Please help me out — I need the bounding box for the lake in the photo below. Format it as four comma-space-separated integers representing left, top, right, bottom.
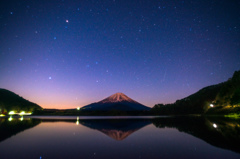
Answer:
0, 116, 239, 159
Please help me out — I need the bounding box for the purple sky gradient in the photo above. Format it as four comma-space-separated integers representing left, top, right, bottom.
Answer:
1, 0, 240, 109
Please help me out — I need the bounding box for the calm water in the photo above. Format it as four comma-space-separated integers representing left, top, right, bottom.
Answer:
0, 116, 239, 159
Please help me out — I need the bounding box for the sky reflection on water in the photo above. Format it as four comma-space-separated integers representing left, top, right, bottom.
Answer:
0, 116, 239, 159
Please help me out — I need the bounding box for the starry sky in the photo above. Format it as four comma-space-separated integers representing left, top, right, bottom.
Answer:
0, 0, 240, 109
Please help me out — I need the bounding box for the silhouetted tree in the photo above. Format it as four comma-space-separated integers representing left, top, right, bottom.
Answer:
230, 88, 240, 106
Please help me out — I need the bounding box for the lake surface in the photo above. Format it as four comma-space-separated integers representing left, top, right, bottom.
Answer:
0, 116, 240, 159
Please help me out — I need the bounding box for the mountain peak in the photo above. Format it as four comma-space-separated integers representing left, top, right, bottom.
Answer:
81, 92, 150, 111
99, 92, 138, 103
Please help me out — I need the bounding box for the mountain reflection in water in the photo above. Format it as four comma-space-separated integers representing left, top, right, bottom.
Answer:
79, 119, 151, 140
152, 116, 240, 154
0, 117, 40, 142
0, 116, 239, 158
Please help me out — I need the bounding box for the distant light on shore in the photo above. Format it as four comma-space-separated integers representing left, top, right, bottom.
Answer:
9, 111, 15, 115
213, 123, 217, 128
8, 111, 32, 116
20, 111, 26, 115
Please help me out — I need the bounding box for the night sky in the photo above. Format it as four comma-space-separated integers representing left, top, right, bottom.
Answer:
0, 0, 240, 109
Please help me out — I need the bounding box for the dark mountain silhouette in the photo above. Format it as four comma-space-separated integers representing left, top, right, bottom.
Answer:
151, 70, 240, 115
0, 88, 42, 114
81, 92, 150, 111
79, 119, 151, 140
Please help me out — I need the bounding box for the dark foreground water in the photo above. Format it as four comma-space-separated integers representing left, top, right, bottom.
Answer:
0, 116, 239, 159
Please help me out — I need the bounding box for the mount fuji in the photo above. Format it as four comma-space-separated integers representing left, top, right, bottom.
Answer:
81, 93, 150, 111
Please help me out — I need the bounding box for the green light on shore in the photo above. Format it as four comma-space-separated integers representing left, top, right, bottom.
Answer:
9, 111, 15, 115
20, 112, 32, 115
77, 107, 80, 110
8, 111, 32, 116
20, 111, 26, 115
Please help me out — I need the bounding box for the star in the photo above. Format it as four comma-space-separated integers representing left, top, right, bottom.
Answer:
1, 0, 239, 110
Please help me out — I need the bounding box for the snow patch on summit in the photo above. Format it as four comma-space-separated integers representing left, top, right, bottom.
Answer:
99, 92, 138, 103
